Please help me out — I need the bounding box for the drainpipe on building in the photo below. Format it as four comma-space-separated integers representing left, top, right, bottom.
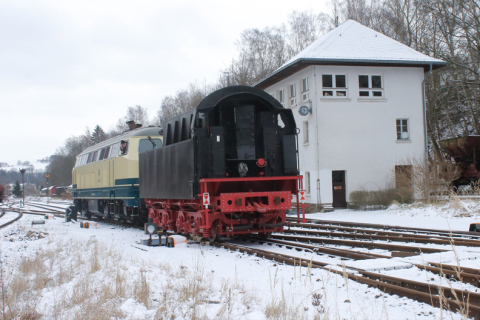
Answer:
422, 64, 433, 200
314, 66, 322, 210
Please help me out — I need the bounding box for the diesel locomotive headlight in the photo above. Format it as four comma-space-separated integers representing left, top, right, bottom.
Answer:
238, 162, 248, 177
145, 222, 158, 235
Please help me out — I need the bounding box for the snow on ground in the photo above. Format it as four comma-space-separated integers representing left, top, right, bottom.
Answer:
1, 198, 480, 319
304, 200, 480, 231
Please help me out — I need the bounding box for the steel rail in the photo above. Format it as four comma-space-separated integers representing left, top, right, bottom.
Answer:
27, 201, 70, 210
289, 222, 480, 242
288, 217, 480, 239
0, 211, 23, 229
253, 238, 391, 260
415, 264, 480, 287
25, 203, 66, 214
212, 241, 480, 318
284, 228, 480, 247
428, 262, 480, 275
241, 237, 479, 288
272, 234, 448, 253
258, 236, 480, 288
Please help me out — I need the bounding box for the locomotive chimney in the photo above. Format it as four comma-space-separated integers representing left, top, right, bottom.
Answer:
126, 120, 136, 131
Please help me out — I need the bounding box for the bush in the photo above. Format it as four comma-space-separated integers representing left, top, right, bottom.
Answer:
348, 188, 413, 211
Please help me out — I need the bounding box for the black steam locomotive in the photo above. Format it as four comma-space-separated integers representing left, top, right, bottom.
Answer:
140, 86, 304, 240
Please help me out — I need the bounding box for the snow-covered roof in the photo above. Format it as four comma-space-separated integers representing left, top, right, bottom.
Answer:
255, 20, 446, 89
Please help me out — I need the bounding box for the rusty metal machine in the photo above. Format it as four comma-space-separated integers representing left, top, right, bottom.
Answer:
439, 136, 480, 187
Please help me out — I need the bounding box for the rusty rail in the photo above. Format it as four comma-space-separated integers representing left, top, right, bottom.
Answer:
0, 210, 23, 229
273, 234, 448, 254
287, 217, 480, 239
289, 222, 480, 243
284, 228, 480, 247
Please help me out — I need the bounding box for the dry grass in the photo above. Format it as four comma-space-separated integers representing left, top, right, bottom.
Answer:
4, 225, 471, 320
134, 269, 151, 308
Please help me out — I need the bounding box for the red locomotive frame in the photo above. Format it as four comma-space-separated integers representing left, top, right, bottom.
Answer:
145, 176, 307, 240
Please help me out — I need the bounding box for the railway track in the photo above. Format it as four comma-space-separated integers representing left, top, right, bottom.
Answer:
25, 202, 67, 214
284, 227, 480, 247
287, 217, 480, 239
205, 216, 480, 318
213, 240, 480, 318
0, 207, 23, 230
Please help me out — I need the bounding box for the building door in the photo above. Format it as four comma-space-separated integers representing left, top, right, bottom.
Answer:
332, 171, 346, 208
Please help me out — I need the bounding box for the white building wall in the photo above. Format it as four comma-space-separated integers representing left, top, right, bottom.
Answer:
265, 65, 426, 207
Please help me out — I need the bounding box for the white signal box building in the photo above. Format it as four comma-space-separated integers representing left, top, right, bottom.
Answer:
254, 20, 446, 209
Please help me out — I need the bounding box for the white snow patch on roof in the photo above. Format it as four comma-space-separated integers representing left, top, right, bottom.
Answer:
282, 20, 444, 66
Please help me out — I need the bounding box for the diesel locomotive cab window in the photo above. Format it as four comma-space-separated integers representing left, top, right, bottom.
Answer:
119, 141, 129, 155
109, 143, 119, 158
139, 139, 163, 153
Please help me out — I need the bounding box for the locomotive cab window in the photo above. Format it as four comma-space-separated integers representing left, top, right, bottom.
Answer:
92, 150, 99, 162
109, 143, 119, 158
87, 152, 94, 163
139, 139, 163, 153
120, 140, 128, 155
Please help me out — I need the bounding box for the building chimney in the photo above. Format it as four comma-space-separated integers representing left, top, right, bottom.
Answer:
126, 120, 136, 131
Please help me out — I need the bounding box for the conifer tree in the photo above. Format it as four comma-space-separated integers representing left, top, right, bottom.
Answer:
12, 181, 22, 197
91, 125, 106, 144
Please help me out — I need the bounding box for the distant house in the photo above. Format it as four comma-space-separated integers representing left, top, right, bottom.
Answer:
254, 20, 446, 209
41, 186, 63, 197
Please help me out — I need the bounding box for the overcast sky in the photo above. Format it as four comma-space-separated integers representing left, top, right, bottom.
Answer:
0, 0, 330, 167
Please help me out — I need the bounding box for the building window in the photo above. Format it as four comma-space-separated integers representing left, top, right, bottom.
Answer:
303, 121, 309, 144
278, 89, 285, 104
396, 119, 409, 140
302, 77, 310, 101
290, 83, 296, 97
359, 75, 383, 97
322, 74, 347, 97
290, 83, 297, 106
305, 172, 311, 194
302, 77, 309, 92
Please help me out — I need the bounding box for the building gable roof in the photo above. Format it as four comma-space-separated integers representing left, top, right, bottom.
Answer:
254, 20, 446, 89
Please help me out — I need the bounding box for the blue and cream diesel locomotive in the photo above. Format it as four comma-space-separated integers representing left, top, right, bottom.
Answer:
72, 123, 162, 222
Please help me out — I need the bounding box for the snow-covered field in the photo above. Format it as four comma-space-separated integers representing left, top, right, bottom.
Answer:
1, 198, 480, 320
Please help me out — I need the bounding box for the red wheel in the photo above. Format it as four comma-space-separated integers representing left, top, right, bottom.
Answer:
207, 220, 220, 242
258, 232, 272, 240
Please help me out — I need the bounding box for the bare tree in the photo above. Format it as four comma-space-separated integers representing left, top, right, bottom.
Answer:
111, 105, 151, 135
158, 82, 215, 123
288, 11, 331, 54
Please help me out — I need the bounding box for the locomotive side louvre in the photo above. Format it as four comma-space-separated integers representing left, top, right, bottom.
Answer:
140, 86, 303, 240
